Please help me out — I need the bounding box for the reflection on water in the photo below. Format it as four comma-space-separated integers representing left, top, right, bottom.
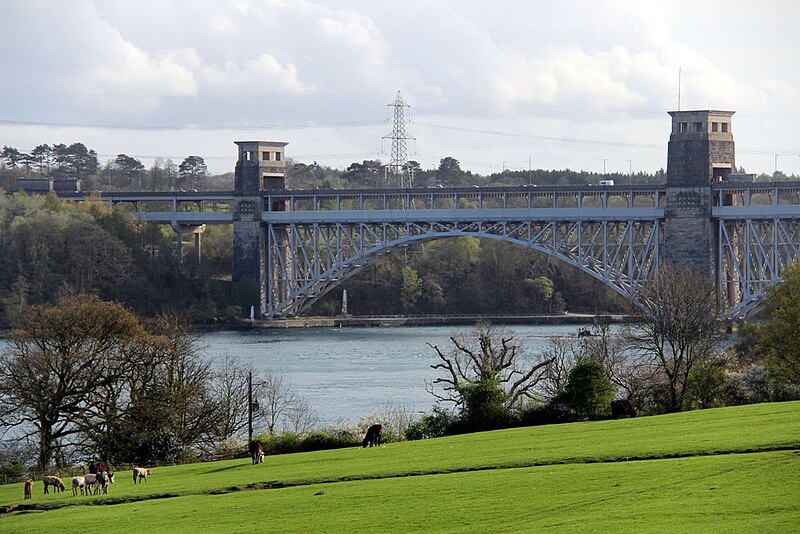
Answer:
197, 324, 586, 426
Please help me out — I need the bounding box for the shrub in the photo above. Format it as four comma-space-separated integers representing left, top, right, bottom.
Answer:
687, 358, 728, 409
405, 407, 460, 440
456, 375, 512, 431
561, 359, 616, 420
517, 400, 573, 426
257, 431, 360, 456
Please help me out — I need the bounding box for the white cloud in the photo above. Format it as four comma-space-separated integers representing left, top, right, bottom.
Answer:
0, 0, 797, 175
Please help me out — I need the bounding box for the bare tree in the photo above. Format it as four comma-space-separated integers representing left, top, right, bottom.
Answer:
426, 322, 554, 410
0, 295, 144, 468
255, 370, 298, 435
540, 337, 580, 399
284, 396, 318, 434
624, 266, 723, 412
208, 355, 253, 441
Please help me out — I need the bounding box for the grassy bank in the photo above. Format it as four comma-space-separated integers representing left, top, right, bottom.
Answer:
1, 401, 798, 532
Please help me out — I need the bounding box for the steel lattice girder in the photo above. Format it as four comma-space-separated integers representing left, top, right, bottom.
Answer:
719, 217, 800, 318
264, 218, 661, 317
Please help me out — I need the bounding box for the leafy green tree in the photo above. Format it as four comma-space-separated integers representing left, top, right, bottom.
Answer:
560, 358, 616, 420
526, 276, 554, 303
437, 156, 465, 186
419, 278, 446, 312
178, 155, 208, 189
456, 374, 510, 431
30, 144, 53, 175
756, 263, 800, 385
1, 146, 26, 168
53, 143, 98, 180
114, 154, 145, 187
400, 265, 423, 312
343, 159, 383, 188
686, 357, 728, 409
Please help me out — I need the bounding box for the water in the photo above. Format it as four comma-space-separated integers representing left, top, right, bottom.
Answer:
198, 324, 583, 426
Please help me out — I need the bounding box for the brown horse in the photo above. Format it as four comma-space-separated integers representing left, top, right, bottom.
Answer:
611, 399, 637, 418
249, 440, 265, 465
42, 475, 66, 494
362, 424, 383, 448
24, 479, 33, 500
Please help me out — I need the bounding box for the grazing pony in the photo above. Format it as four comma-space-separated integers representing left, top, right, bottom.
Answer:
362, 424, 383, 448
611, 399, 637, 419
24, 479, 33, 500
249, 440, 265, 465
85, 474, 99, 495
133, 467, 150, 484
72, 476, 86, 496
42, 475, 66, 494
94, 471, 109, 494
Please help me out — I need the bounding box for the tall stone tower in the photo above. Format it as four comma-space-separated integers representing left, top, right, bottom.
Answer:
232, 141, 288, 317
664, 110, 735, 277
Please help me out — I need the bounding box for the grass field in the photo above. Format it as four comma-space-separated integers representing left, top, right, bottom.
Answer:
1, 401, 798, 533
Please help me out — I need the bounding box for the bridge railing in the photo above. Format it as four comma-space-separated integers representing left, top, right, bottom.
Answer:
263, 184, 667, 213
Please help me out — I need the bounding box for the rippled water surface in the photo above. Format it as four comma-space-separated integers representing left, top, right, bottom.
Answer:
198, 324, 584, 425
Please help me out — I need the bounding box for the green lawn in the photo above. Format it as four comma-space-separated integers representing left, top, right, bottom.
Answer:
1, 401, 799, 532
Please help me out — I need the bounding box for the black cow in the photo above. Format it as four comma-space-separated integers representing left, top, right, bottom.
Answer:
611, 399, 637, 419
362, 424, 383, 448
249, 440, 265, 465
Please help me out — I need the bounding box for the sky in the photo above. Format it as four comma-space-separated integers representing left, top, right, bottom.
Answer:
1, 0, 799, 178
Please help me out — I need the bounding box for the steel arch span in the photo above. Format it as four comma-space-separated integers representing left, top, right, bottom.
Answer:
265, 218, 662, 317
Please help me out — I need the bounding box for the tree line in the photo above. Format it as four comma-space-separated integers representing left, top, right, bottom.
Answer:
0, 295, 314, 469
1, 143, 215, 192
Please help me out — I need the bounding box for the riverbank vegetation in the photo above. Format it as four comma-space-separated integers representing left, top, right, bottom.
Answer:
0, 401, 797, 532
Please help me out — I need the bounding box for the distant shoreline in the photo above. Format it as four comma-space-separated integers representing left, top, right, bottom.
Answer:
237, 313, 628, 329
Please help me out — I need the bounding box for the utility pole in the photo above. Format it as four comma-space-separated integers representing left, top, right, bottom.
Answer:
247, 371, 253, 442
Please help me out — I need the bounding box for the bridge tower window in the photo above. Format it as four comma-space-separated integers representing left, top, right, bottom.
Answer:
275, 152, 281, 161
721, 122, 728, 133
694, 122, 703, 132
262, 151, 270, 161
678, 122, 688, 133
712, 122, 719, 133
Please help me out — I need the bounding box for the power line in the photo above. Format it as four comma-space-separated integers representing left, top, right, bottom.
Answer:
414, 121, 665, 149
0, 118, 387, 131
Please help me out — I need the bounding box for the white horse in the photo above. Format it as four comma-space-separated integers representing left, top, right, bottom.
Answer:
133, 467, 150, 484
71, 476, 86, 496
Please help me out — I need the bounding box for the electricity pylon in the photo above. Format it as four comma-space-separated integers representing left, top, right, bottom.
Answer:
383, 91, 415, 188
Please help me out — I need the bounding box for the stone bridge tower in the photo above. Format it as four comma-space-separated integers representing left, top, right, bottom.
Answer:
232, 141, 288, 317
664, 110, 735, 278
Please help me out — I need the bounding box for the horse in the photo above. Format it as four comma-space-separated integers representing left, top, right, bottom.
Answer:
94, 471, 110, 494
133, 467, 150, 484
42, 475, 66, 494
611, 399, 637, 418
24, 479, 33, 500
249, 440, 265, 465
72, 476, 86, 496
362, 424, 383, 448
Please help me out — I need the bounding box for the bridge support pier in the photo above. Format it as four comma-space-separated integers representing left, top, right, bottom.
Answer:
231, 141, 288, 318
172, 224, 206, 263
664, 110, 735, 280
